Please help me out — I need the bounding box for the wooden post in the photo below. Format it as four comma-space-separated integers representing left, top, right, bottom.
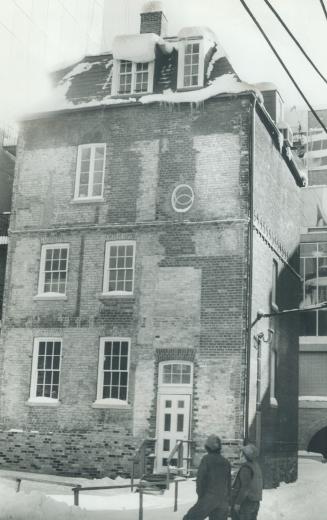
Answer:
139, 486, 143, 520
16, 478, 21, 492
174, 480, 179, 512
73, 485, 81, 506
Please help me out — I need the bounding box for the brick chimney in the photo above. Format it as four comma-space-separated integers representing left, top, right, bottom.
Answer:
140, 1, 167, 36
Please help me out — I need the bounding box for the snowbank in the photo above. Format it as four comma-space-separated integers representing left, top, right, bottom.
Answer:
0, 459, 326, 519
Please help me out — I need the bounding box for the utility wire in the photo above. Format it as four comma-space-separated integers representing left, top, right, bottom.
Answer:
239, 0, 327, 135
263, 0, 327, 85
320, 0, 327, 21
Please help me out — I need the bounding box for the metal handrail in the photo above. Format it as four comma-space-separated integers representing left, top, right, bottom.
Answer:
71, 478, 186, 519
131, 437, 156, 490
166, 439, 195, 490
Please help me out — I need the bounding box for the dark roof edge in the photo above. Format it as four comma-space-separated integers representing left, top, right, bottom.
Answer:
255, 100, 305, 188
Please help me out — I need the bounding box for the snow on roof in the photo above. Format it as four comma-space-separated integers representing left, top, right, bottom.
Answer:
142, 1, 163, 12
255, 81, 279, 92
178, 26, 217, 42
112, 33, 173, 63
206, 48, 228, 79
140, 74, 263, 106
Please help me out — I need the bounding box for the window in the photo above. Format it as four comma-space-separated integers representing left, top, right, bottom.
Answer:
74, 143, 106, 199
299, 351, 327, 395
37, 244, 69, 296
177, 40, 204, 89
29, 338, 62, 401
159, 362, 193, 386
115, 60, 154, 95
103, 241, 135, 295
300, 242, 327, 335
96, 338, 130, 403
271, 259, 278, 309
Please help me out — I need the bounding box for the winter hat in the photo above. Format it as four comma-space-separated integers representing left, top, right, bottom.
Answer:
205, 434, 222, 452
241, 443, 258, 461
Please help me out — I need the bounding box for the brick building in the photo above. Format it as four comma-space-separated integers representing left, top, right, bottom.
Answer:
0, 5, 304, 486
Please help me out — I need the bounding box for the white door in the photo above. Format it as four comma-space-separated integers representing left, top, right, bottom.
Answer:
156, 394, 191, 473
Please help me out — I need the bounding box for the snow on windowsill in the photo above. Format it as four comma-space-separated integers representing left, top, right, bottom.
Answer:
92, 399, 131, 409
33, 294, 67, 301
26, 398, 60, 407
270, 397, 278, 408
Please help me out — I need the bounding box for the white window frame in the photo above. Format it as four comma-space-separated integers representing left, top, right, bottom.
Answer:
102, 240, 136, 296
271, 259, 278, 311
28, 337, 62, 405
158, 361, 194, 389
74, 143, 106, 200
94, 337, 131, 407
36, 243, 69, 299
177, 39, 204, 90
112, 59, 154, 95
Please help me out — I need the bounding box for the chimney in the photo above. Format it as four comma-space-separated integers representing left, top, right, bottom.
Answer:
140, 1, 167, 36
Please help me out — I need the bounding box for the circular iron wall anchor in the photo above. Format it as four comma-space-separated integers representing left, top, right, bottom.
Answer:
171, 184, 194, 213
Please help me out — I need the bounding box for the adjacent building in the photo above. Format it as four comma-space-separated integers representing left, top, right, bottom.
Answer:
0, 4, 304, 486
297, 109, 327, 458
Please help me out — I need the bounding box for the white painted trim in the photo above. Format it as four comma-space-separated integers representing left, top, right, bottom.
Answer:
33, 294, 67, 301
158, 361, 193, 391
74, 143, 106, 200
26, 399, 60, 407
102, 240, 136, 296
300, 336, 327, 344
112, 60, 154, 96
30, 337, 62, 400
270, 346, 277, 403
37, 243, 69, 297
96, 337, 131, 404
177, 39, 204, 90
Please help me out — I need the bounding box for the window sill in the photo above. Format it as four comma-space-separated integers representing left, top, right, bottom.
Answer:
34, 294, 67, 301
71, 197, 105, 204
98, 293, 135, 301
92, 399, 131, 410
270, 397, 278, 408
26, 399, 60, 407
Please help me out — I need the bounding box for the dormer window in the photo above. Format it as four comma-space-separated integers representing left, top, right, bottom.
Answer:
114, 60, 154, 95
177, 39, 204, 90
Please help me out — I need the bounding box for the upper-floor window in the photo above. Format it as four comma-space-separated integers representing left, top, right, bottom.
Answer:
115, 60, 154, 95
96, 337, 130, 403
103, 241, 135, 295
177, 40, 204, 89
29, 338, 62, 402
74, 143, 106, 200
300, 242, 327, 335
37, 244, 69, 297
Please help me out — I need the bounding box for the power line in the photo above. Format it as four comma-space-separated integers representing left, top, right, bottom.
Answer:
320, 0, 327, 21
239, 0, 327, 135
263, 0, 327, 85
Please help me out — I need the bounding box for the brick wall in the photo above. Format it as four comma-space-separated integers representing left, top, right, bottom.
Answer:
250, 111, 301, 486
0, 96, 255, 476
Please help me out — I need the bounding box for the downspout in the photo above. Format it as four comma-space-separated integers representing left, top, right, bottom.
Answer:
244, 96, 256, 442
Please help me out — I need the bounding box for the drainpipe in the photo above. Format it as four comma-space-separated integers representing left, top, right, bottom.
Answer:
244, 95, 256, 442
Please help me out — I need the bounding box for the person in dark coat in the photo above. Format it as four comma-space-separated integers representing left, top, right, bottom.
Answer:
231, 444, 263, 520
183, 434, 231, 520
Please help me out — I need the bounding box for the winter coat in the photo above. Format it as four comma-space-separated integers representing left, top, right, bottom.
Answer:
196, 452, 231, 507
232, 460, 263, 506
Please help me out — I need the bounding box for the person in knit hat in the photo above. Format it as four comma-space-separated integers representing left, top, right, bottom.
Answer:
183, 434, 231, 520
231, 443, 263, 520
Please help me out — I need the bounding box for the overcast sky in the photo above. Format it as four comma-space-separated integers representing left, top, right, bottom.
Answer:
102, 0, 327, 111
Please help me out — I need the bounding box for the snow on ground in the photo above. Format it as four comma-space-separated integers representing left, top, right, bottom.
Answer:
0, 457, 326, 519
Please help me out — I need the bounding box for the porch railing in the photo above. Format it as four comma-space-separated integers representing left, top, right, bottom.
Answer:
166, 439, 195, 490
131, 437, 156, 489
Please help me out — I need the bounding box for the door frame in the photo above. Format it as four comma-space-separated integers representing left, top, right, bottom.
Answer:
155, 360, 194, 472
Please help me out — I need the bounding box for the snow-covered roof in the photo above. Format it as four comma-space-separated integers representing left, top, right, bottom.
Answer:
112, 33, 173, 63
178, 26, 217, 42
142, 1, 163, 13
